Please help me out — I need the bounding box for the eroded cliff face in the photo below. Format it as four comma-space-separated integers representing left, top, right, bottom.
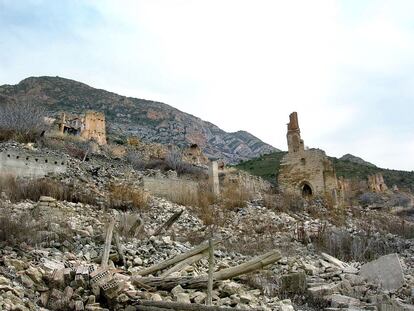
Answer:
0, 76, 278, 163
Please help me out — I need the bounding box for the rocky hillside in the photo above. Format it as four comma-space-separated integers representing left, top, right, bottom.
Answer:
0, 141, 414, 310
0, 76, 278, 163
339, 154, 376, 167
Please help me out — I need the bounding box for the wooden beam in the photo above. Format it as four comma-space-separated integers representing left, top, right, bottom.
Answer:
133, 249, 281, 290
101, 219, 115, 268
153, 210, 183, 236
137, 240, 220, 276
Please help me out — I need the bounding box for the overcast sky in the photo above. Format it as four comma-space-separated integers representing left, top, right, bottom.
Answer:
0, 0, 413, 171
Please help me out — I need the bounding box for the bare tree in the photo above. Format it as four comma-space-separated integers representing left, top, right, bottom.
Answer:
0, 102, 48, 142
165, 148, 186, 173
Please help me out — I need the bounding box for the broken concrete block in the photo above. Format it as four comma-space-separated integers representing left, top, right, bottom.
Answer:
75, 300, 84, 311
51, 269, 65, 289
281, 272, 307, 293
308, 283, 340, 299
325, 294, 361, 308
42, 259, 65, 274
175, 292, 191, 303
101, 278, 124, 300
360, 254, 404, 292
47, 288, 65, 310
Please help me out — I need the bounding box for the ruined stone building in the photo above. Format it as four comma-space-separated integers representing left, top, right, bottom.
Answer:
278, 112, 339, 199
59, 111, 107, 145
368, 173, 388, 193
182, 144, 209, 165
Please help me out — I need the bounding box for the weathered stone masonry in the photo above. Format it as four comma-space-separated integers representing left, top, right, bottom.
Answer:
0, 151, 67, 177
278, 112, 339, 199
59, 111, 107, 145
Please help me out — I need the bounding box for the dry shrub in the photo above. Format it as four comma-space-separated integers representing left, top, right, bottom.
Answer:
168, 183, 200, 206
0, 205, 73, 248
280, 192, 305, 212
312, 227, 408, 262
0, 102, 48, 143
0, 174, 97, 205
220, 181, 252, 210
109, 184, 149, 211
1, 174, 69, 202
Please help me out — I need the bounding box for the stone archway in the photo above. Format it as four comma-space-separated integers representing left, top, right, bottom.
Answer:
301, 182, 313, 198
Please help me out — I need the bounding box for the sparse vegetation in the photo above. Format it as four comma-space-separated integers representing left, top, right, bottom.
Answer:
108, 184, 149, 211
313, 227, 410, 262
220, 180, 252, 210
0, 102, 48, 143
0, 174, 97, 205
0, 204, 73, 248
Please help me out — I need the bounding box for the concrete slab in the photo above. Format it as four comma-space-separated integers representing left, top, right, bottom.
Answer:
360, 253, 404, 292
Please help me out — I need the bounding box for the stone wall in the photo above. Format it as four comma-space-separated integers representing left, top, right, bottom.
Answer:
222, 168, 272, 198
59, 111, 107, 145
0, 151, 67, 177
143, 177, 198, 201
81, 111, 107, 145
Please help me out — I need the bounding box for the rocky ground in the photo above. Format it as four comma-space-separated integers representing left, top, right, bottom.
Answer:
0, 143, 414, 310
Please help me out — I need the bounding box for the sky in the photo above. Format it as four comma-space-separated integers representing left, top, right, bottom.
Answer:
0, 0, 413, 171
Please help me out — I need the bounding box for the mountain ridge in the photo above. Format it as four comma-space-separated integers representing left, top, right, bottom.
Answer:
0, 76, 279, 163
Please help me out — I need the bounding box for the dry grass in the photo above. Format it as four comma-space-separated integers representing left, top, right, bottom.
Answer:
220, 180, 252, 211
0, 204, 73, 248
312, 227, 406, 262
0, 174, 97, 205
108, 184, 149, 211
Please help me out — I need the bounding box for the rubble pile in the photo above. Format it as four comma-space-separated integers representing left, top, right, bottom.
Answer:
0, 142, 413, 310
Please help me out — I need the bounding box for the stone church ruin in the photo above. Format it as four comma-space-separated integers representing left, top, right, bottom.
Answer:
368, 173, 388, 193
278, 112, 339, 200
59, 111, 107, 145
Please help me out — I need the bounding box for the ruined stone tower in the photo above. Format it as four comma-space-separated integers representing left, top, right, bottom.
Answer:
278, 112, 339, 200
287, 112, 304, 153
59, 111, 107, 145
368, 173, 388, 193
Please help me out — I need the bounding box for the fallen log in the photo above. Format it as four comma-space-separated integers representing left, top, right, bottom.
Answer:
207, 236, 214, 305
101, 219, 115, 268
133, 249, 281, 290
113, 231, 126, 268
153, 210, 183, 236
137, 240, 220, 276
321, 252, 347, 269
134, 300, 258, 311
160, 250, 208, 278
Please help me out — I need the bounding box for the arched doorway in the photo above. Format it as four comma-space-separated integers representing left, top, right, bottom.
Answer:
301, 183, 313, 198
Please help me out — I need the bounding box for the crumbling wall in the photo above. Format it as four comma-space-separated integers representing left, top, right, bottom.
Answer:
0, 151, 67, 177
143, 177, 198, 199
182, 144, 208, 165
368, 173, 388, 193
278, 112, 339, 199
81, 111, 106, 145
222, 168, 272, 197
59, 111, 107, 145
